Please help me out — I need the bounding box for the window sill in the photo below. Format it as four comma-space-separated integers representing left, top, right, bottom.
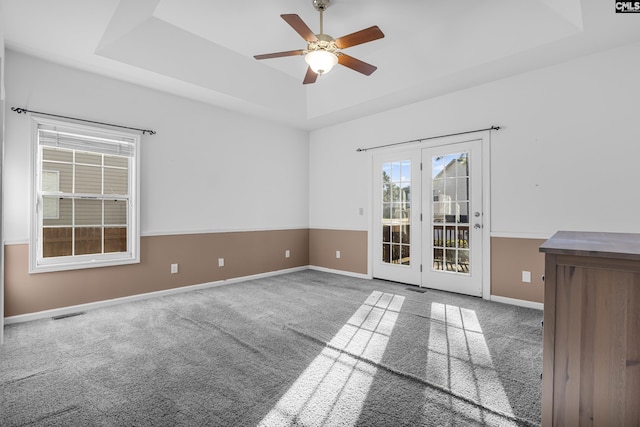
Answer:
29, 254, 140, 274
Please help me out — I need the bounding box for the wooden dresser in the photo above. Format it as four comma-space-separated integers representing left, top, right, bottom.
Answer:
539, 231, 640, 426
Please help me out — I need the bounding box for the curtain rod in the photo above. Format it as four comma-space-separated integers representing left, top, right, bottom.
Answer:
356, 125, 500, 152
11, 107, 156, 135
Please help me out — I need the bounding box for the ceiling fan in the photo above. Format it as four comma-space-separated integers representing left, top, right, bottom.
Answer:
254, 0, 384, 84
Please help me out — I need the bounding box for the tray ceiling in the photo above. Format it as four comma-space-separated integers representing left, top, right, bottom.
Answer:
3, 0, 639, 129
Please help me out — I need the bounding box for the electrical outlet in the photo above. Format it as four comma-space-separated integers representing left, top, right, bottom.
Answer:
285, 250, 290, 258
171, 263, 178, 274
218, 258, 224, 267
359, 208, 364, 216
522, 271, 531, 283
336, 250, 341, 259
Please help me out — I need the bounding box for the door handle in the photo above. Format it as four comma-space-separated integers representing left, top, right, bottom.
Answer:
474, 223, 482, 229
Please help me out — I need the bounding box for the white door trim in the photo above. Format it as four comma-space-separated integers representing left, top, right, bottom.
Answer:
482, 131, 492, 300
367, 130, 491, 299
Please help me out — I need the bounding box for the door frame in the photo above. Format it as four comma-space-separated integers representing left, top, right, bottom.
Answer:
1, 60, 4, 344
368, 130, 492, 300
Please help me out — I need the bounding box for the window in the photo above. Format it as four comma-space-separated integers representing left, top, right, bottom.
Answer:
30, 117, 140, 273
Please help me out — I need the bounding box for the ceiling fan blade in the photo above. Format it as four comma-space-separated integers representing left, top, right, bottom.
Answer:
254, 49, 305, 60
334, 26, 384, 49
281, 14, 318, 42
303, 67, 318, 85
338, 54, 377, 76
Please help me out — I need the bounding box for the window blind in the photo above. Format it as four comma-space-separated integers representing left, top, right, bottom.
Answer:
38, 127, 136, 158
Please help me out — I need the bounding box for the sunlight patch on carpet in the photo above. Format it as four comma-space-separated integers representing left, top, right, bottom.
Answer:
258, 291, 405, 427
425, 302, 515, 422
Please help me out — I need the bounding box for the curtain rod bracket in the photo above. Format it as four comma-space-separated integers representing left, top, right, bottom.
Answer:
11, 107, 156, 136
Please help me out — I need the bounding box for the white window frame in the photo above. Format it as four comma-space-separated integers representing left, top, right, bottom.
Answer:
30, 116, 141, 273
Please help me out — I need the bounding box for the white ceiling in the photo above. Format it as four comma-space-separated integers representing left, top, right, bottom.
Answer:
3, 0, 640, 130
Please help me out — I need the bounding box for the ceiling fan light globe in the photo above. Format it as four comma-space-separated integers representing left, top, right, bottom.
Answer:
305, 50, 338, 75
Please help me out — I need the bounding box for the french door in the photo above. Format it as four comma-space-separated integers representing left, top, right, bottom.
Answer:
422, 140, 483, 296
372, 151, 422, 286
372, 139, 485, 297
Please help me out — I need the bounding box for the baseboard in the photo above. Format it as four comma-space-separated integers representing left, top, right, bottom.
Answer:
308, 265, 370, 280
490, 295, 544, 311
4, 267, 543, 325
4, 266, 309, 325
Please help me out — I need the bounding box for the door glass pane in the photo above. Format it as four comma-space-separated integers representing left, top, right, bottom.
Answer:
392, 244, 400, 263
401, 161, 411, 183
433, 248, 444, 271
433, 227, 444, 247
383, 244, 391, 262
392, 222, 401, 243
383, 203, 391, 219
402, 218, 411, 244
456, 178, 469, 201
391, 162, 401, 183
459, 202, 470, 224
401, 245, 410, 265
432, 152, 470, 275
382, 164, 391, 202
458, 226, 470, 249
433, 202, 445, 223
383, 225, 391, 243
382, 160, 411, 266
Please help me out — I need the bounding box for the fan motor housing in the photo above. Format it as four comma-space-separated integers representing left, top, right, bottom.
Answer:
306, 34, 338, 55
313, 0, 330, 12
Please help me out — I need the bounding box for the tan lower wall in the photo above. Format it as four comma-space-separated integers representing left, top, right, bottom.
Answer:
309, 229, 368, 275
491, 237, 546, 303
4, 229, 309, 317
5, 231, 546, 317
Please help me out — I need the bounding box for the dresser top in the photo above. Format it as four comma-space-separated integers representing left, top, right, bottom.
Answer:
539, 231, 640, 260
